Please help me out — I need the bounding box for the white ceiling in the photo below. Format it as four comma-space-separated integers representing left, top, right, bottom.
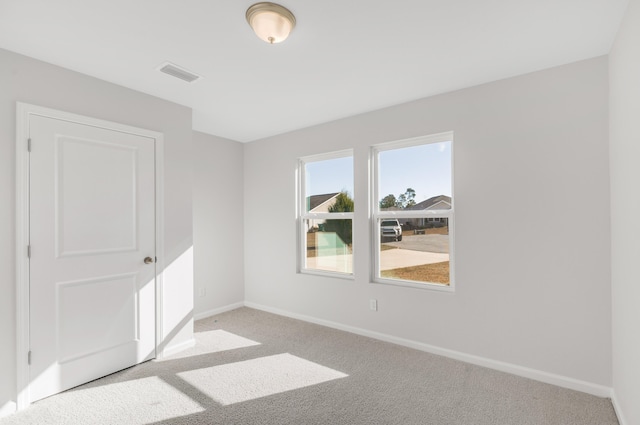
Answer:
0, 0, 628, 142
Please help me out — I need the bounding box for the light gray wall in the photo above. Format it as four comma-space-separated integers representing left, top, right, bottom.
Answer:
0, 48, 194, 413
610, 0, 640, 423
193, 131, 244, 316
244, 57, 612, 388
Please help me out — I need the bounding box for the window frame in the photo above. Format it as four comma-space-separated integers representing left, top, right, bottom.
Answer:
370, 132, 455, 292
297, 149, 355, 279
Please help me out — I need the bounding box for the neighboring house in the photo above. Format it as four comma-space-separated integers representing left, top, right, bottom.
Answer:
404, 195, 451, 228
306, 192, 339, 231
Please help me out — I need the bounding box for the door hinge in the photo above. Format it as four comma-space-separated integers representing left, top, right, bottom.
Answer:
28, 351, 31, 365
27, 138, 31, 152
27, 245, 31, 259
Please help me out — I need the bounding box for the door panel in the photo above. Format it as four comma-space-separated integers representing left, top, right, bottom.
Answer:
29, 115, 156, 403
56, 136, 138, 256
57, 273, 138, 364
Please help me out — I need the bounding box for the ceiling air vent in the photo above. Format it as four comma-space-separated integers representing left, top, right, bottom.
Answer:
158, 62, 202, 83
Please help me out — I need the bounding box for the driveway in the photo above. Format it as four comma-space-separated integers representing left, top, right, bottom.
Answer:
379, 249, 448, 271
383, 234, 448, 253
306, 250, 448, 272
305, 234, 450, 273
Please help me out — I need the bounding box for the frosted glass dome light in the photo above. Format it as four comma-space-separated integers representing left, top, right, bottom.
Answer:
246, 2, 296, 44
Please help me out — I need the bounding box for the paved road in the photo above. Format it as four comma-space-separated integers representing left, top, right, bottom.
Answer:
305, 234, 450, 273
383, 234, 449, 253
306, 234, 449, 273
306, 249, 449, 272
379, 249, 448, 270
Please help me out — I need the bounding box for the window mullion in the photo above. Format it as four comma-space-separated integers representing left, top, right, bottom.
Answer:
375, 210, 453, 220
302, 212, 354, 220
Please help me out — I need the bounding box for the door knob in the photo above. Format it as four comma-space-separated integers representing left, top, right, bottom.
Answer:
144, 257, 154, 264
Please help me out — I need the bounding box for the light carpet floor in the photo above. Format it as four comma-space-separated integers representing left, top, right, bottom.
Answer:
1, 307, 619, 424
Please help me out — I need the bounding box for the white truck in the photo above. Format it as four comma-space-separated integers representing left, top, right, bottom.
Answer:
380, 219, 402, 242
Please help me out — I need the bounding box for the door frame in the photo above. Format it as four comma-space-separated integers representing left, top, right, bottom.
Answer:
15, 102, 165, 410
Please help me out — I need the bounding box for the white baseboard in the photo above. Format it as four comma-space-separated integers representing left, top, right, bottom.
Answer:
611, 390, 628, 425
0, 401, 17, 418
244, 301, 612, 398
162, 338, 196, 358
194, 302, 245, 321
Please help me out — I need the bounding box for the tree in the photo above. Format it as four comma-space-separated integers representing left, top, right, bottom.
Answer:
328, 191, 354, 213
324, 191, 354, 245
379, 194, 397, 209
380, 188, 418, 209
396, 188, 417, 209
397, 193, 406, 208
403, 188, 416, 208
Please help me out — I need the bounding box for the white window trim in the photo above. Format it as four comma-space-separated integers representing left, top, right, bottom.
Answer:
297, 149, 355, 278
370, 132, 455, 292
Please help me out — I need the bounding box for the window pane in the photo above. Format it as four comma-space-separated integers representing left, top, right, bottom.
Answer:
379, 218, 449, 285
305, 219, 353, 274
305, 157, 354, 213
378, 141, 451, 211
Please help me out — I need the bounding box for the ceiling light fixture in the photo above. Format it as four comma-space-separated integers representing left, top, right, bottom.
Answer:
246, 2, 296, 44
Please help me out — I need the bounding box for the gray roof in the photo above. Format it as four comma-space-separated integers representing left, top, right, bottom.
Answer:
307, 192, 339, 211
406, 195, 452, 211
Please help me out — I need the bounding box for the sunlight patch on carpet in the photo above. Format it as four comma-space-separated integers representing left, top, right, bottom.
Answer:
166, 329, 261, 359
50, 376, 204, 424
177, 353, 348, 405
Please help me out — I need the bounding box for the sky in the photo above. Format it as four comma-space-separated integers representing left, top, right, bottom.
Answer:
305, 142, 451, 203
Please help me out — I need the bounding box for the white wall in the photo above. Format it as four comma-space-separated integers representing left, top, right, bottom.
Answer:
610, 0, 640, 423
244, 57, 612, 390
0, 48, 194, 414
193, 131, 245, 318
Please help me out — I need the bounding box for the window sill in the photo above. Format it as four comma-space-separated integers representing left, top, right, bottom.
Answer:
300, 269, 355, 281
372, 277, 454, 292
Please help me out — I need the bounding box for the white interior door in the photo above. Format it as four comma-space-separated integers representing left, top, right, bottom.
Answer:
28, 114, 156, 402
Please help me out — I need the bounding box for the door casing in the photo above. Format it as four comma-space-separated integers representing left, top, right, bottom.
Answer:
15, 102, 166, 410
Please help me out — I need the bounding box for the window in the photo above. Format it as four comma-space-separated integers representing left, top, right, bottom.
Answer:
298, 150, 354, 277
372, 133, 454, 290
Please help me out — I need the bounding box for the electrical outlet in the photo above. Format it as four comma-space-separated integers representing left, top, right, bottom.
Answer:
369, 299, 378, 311
198, 287, 206, 297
